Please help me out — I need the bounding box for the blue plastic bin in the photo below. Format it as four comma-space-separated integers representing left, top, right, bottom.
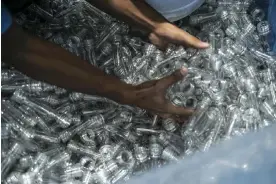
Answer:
146, 0, 205, 22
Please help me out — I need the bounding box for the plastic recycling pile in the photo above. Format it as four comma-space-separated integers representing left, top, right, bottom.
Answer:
2, 0, 276, 183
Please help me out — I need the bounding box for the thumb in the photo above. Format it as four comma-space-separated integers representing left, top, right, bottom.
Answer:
159, 67, 188, 89
149, 32, 168, 50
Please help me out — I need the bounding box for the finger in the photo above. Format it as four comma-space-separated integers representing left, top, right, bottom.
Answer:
156, 113, 171, 119
173, 116, 185, 123
166, 115, 185, 123
149, 32, 168, 50
156, 42, 169, 51
155, 113, 187, 122
166, 103, 194, 116
152, 112, 170, 118
136, 80, 158, 90
171, 28, 209, 49
173, 115, 190, 123
159, 67, 188, 89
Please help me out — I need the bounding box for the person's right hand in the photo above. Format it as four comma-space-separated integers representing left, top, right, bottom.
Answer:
124, 67, 194, 118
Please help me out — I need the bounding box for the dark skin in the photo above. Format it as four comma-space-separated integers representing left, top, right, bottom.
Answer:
2, 0, 209, 118
89, 0, 209, 49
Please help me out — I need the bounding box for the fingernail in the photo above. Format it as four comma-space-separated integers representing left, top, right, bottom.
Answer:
200, 42, 210, 48
180, 67, 188, 76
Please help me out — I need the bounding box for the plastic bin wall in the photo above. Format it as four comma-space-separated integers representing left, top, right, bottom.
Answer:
127, 123, 276, 184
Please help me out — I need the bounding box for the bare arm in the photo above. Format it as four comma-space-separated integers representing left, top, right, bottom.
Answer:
88, 0, 209, 49
2, 22, 193, 117
2, 23, 132, 103
88, 0, 166, 32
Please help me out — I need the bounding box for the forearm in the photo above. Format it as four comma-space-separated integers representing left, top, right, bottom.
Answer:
88, 0, 168, 32
2, 23, 133, 103
87, 0, 208, 49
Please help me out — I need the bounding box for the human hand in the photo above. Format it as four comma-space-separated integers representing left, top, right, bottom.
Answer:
124, 67, 194, 118
149, 22, 209, 49
88, 0, 208, 49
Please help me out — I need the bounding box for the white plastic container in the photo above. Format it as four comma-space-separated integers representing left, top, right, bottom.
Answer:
145, 0, 205, 21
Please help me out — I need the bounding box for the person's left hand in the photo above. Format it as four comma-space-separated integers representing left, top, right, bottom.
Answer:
149, 22, 209, 49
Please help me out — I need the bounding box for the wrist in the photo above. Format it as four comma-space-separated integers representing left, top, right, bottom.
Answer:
119, 85, 137, 105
